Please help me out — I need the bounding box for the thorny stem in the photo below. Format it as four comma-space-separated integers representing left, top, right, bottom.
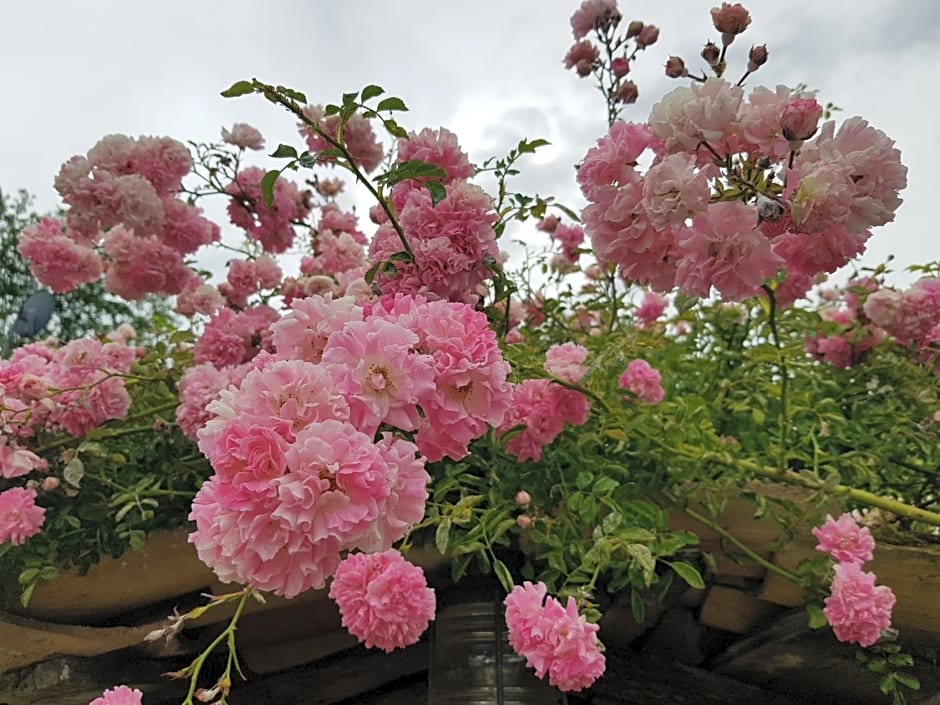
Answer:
253, 80, 414, 259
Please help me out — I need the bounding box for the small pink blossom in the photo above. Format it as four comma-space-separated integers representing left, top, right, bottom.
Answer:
618, 359, 664, 404
570, 0, 620, 39
812, 513, 876, 564
781, 98, 823, 143
221, 123, 265, 150
564, 41, 599, 77
0, 487, 46, 545
504, 582, 606, 692
823, 562, 895, 647
88, 685, 144, 705
544, 343, 589, 383
329, 550, 436, 652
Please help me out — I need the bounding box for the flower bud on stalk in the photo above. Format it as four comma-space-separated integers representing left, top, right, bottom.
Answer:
635, 24, 660, 48
747, 44, 769, 72
711, 2, 752, 46
665, 56, 688, 78
626, 20, 644, 38
610, 57, 630, 77
616, 80, 639, 104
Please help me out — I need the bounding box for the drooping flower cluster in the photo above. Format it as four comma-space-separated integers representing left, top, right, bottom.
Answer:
20, 135, 220, 299
504, 581, 606, 692
225, 166, 312, 253
188, 293, 511, 596
579, 74, 906, 302
813, 513, 896, 647
328, 549, 435, 652
499, 344, 591, 463
368, 130, 499, 305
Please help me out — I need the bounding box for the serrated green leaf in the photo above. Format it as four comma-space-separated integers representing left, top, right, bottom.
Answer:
220, 80, 254, 98
270, 144, 298, 159
361, 84, 384, 102
64, 457, 84, 488
324, 104, 341, 116
436, 519, 451, 554
376, 96, 408, 112
383, 119, 409, 139
806, 602, 828, 629
493, 558, 514, 594
666, 561, 705, 589
260, 169, 280, 207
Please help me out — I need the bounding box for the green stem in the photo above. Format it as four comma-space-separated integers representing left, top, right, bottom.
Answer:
34, 400, 180, 454
761, 285, 789, 468
682, 506, 804, 585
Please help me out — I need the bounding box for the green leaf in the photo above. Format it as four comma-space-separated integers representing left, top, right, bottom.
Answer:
493, 558, 514, 594
383, 119, 409, 139
261, 169, 280, 207
64, 457, 84, 488
220, 80, 254, 98
20, 582, 36, 609
0, 543, 11, 559
893, 673, 920, 690
324, 104, 341, 116
376, 96, 408, 112
298, 152, 318, 168
426, 181, 446, 206
364, 260, 383, 285
435, 519, 452, 554
18, 568, 40, 586
361, 84, 385, 102
275, 85, 308, 103
270, 144, 298, 159
630, 588, 646, 623
575, 471, 594, 491
806, 602, 828, 629
39, 566, 59, 581
517, 138, 551, 154
666, 561, 705, 589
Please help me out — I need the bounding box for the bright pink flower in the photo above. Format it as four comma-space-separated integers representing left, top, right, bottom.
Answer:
396, 127, 474, 183
0, 487, 45, 545
17, 218, 103, 293
577, 121, 654, 200
500, 379, 588, 462
329, 550, 435, 652
635, 291, 667, 328
553, 224, 584, 263
619, 359, 664, 404
812, 513, 876, 564
675, 201, 782, 301
88, 685, 144, 705
222, 122, 265, 150
0, 437, 45, 479
544, 343, 588, 383
823, 562, 895, 647
504, 582, 605, 692
176, 363, 234, 440
570, 0, 620, 39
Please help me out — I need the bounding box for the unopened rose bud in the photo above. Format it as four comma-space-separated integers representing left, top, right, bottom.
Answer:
665, 56, 688, 78
701, 41, 721, 66
25, 479, 39, 490
516, 514, 533, 529
780, 97, 823, 142
635, 24, 660, 48
516, 490, 531, 507
610, 57, 630, 77
41, 477, 60, 492
747, 44, 769, 72
626, 20, 644, 38
616, 80, 639, 104
711, 2, 751, 45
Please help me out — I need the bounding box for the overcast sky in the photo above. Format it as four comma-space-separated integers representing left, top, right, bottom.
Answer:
1, 1, 938, 287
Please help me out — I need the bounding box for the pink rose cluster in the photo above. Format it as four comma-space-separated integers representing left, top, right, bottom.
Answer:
498, 344, 591, 463
1, 335, 138, 439
804, 279, 884, 368
812, 513, 896, 647
0, 487, 46, 546
297, 205, 370, 299
189, 293, 512, 598
579, 80, 906, 303
504, 581, 606, 692
328, 549, 435, 652
368, 129, 499, 305
20, 135, 220, 299
863, 278, 940, 350
225, 166, 312, 253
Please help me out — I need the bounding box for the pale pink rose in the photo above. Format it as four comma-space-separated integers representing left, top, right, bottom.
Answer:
0, 437, 45, 479
570, 0, 620, 39
641, 153, 710, 230
271, 294, 363, 364
0, 487, 45, 545
499, 380, 589, 462
88, 685, 144, 705
710, 2, 751, 37
329, 550, 435, 652
544, 343, 589, 383
17, 217, 103, 293
221, 122, 265, 150
564, 40, 599, 77
635, 290, 667, 328
396, 127, 474, 183
649, 78, 743, 159
781, 97, 823, 142
737, 84, 792, 160
812, 513, 876, 564
299, 105, 384, 174
823, 562, 895, 647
